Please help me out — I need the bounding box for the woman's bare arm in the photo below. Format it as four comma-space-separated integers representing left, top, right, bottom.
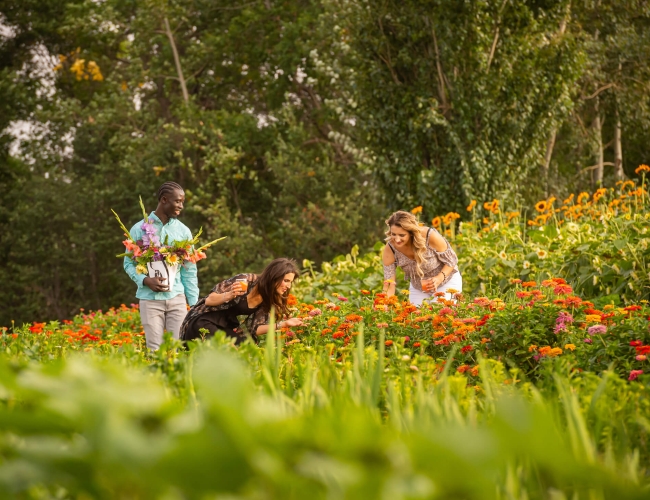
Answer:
382, 244, 397, 296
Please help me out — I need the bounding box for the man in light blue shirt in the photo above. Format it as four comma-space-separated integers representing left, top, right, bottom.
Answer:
123, 181, 199, 350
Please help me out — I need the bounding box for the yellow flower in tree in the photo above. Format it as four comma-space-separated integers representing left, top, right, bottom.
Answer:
86, 61, 103, 81
535, 201, 548, 212
411, 206, 423, 215
466, 200, 477, 211
70, 59, 85, 80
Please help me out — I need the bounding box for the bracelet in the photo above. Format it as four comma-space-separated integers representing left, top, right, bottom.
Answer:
440, 270, 447, 281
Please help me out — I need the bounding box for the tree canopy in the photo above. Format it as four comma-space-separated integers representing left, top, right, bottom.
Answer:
1, 0, 649, 324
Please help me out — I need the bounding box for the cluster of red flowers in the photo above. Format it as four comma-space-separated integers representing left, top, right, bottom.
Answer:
14, 304, 144, 349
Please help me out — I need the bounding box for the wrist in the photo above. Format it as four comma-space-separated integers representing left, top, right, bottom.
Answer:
440, 270, 447, 281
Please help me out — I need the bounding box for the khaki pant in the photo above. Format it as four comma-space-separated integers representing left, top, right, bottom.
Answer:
139, 294, 187, 350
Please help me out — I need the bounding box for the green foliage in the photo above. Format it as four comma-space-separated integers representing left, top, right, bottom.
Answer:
0, 0, 384, 325
0, 334, 647, 498
312, 0, 584, 212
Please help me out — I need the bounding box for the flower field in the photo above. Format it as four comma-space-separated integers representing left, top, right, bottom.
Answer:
299, 166, 650, 304
2, 180, 650, 498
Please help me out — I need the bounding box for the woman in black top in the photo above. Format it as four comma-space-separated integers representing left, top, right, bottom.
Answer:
179, 258, 304, 344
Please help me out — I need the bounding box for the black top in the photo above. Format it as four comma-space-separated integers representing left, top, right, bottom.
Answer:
179, 273, 268, 343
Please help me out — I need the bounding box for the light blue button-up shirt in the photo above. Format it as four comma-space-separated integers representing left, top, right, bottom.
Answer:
123, 212, 199, 306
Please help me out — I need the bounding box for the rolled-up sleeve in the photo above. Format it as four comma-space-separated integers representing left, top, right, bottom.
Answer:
123, 224, 146, 287
181, 262, 199, 306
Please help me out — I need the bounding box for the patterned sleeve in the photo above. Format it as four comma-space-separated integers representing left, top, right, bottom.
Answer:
383, 263, 397, 281
244, 307, 269, 338
203, 273, 252, 312
429, 228, 459, 268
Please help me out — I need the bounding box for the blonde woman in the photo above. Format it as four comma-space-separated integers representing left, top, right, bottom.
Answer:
382, 211, 462, 306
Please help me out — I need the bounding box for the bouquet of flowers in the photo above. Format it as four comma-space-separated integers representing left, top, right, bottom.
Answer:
113, 197, 225, 282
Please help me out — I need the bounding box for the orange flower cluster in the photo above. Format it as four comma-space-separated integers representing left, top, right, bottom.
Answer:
484, 199, 500, 214
538, 346, 563, 357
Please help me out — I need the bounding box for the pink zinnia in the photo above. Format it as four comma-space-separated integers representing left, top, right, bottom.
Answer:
583, 338, 592, 344
628, 369, 643, 381
308, 308, 322, 317
587, 324, 607, 336
636, 355, 647, 361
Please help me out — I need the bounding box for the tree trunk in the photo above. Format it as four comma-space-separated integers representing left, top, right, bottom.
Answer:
614, 63, 624, 180
614, 106, 624, 180
541, 128, 556, 197
593, 95, 604, 185
164, 18, 189, 104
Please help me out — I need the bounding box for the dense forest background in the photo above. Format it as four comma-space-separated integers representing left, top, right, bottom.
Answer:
1, 0, 649, 325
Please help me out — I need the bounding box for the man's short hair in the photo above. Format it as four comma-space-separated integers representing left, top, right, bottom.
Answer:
157, 181, 184, 201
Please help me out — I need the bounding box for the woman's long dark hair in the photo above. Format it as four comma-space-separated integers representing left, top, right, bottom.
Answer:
256, 258, 299, 319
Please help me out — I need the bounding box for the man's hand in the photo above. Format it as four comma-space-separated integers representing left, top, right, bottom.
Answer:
143, 276, 169, 292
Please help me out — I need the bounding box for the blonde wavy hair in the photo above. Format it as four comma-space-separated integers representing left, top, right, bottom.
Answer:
385, 211, 428, 277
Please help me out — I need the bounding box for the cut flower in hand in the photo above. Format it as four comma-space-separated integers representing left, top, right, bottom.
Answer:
112, 197, 226, 274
